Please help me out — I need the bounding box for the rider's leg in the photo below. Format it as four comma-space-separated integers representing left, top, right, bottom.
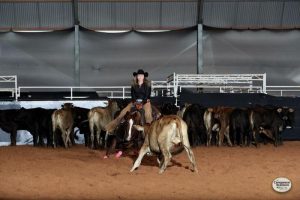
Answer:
143, 102, 153, 124
105, 102, 133, 133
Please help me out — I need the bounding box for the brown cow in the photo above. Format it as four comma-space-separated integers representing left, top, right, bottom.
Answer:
88, 100, 119, 149
205, 107, 233, 147
52, 103, 74, 148
130, 115, 198, 174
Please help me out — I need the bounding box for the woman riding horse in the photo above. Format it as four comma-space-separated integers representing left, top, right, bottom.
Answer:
105, 69, 153, 133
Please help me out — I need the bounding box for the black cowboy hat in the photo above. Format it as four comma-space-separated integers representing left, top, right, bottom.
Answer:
133, 69, 148, 77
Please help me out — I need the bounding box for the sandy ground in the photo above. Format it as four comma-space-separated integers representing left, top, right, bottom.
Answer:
0, 142, 300, 200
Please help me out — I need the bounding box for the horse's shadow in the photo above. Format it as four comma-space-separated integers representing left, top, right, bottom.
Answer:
127, 154, 184, 169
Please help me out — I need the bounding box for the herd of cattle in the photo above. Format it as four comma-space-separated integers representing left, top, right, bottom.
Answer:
0, 100, 295, 150
0, 100, 295, 173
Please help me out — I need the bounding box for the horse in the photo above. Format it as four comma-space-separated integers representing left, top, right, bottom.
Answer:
105, 110, 144, 158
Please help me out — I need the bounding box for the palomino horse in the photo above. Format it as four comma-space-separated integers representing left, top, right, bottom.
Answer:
88, 100, 120, 149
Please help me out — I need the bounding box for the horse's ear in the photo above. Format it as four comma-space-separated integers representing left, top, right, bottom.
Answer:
133, 125, 144, 132
124, 111, 130, 120
120, 118, 126, 124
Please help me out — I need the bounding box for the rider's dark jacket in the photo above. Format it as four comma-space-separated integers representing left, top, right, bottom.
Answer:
131, 79, 151, 103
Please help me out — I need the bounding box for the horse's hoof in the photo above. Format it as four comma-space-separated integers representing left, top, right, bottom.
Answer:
103, 155, 109, 159
130, 168, 135, 172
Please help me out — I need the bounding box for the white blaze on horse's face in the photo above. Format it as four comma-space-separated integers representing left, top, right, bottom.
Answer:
127, 118, 134, 141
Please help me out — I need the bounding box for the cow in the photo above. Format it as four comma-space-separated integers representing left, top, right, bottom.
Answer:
0, 109, 19, 146
250, 105, 295, 146
229, 108, 251, 146
72, 107, 90, 146
183, 104, 207, 146
14, 108, 54, 147
130, 115, 198, 174
52, 103, 74, 148
204, 108, 221, 146
88, 100, 120, 149
211, 107, 234, 147
74, 120, 90, 147
177, 103, 190, 118
159, 102, 179, 115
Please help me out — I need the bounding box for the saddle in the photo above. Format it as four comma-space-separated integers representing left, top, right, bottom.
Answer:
134, 99, 144, 110
132, 99, 145, 125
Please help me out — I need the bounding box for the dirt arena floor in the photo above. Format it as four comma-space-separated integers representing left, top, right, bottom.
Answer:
0, 142, 300, 200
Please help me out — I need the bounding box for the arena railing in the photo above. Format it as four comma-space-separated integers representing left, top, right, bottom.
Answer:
0, 75, 18, 101
17, 86, 131, 100
3, 73, 299, 101
266, 86, 300, 97
161, 73, 267, 104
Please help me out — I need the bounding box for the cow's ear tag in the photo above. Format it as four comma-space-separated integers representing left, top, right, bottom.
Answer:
277, 108, 282, 113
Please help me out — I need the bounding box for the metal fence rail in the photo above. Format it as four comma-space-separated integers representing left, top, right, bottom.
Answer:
266, 86, 300, 97
156, 73, 267, 104
1, 74, 300, 101
17, 86, 131, 100
0, 75, 18, 101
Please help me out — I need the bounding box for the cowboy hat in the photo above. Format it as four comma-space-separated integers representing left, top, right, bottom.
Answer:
133, 69, 148, 77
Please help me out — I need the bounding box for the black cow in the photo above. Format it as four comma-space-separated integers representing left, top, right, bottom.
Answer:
229, 108, 251, 146
0, 109, 19, 146
249, 105, 295, 147
183, 104, 207, 146
160, 103, 179, 115
14, 108, 55, 147
73, 107, 90, 146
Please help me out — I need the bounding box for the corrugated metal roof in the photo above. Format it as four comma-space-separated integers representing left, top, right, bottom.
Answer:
0, 3, 14, 30
203, 0, 300, 29
14, 3, 40, 29
282, 1, 300, 28
79, 1, 114, 29
115, 2, 135, 29
135, 2, 161, 29
39, 2, 73, 29
0, 0, 299, 30
0, 1, 73, 30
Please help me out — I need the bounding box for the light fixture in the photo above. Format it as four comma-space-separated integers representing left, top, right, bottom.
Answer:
94, 30, 130, 33
136, 30, 170, 33
13, 30, 54, 33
